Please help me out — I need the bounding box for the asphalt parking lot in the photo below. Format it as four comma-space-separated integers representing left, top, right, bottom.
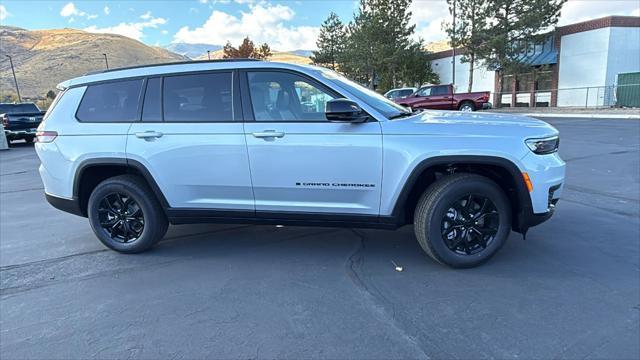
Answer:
1, 118, 639, 359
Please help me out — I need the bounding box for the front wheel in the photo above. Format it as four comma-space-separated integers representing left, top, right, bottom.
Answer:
88, 175, 168, 253
414, 173, 512, 268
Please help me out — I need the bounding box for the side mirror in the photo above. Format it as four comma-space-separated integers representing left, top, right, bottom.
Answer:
325, 99, 368, 123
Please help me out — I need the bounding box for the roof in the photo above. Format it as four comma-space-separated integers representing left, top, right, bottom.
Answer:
58, 59, 323, 89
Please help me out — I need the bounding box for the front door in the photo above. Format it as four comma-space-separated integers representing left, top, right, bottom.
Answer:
242, 70, 383, 216
127, 72, 254, 211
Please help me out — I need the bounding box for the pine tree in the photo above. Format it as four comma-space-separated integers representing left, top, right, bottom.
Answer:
445, 0, 491, 93
483, 0, 566, 74
310, 12, 346, 70
340, 0, 437, 91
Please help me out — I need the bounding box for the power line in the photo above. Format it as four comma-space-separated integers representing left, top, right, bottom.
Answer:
5, 55, 22, 102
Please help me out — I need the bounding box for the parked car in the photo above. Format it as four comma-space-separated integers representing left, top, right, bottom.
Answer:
384, 87, 417, 101
35, 60, 564, 268
395, 84, 491, 112
1, 102, 45, 144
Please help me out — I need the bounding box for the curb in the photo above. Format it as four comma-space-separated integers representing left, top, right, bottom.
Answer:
520, 113, 639, 119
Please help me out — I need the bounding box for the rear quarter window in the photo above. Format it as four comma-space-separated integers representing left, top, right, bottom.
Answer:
76, 79, 143, 122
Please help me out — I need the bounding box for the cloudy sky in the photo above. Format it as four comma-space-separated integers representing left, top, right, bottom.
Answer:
0, 0, 638, 51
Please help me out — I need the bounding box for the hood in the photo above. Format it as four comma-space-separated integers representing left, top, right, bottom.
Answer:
384, 110, 559, 138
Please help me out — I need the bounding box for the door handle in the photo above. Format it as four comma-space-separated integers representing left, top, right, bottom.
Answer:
252, 130, 285, 139
135, 131, 163, 140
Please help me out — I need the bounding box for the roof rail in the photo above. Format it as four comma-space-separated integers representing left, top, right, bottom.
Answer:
83, 58, 261, 76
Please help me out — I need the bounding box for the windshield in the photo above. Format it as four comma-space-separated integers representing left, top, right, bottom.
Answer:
319, 70, 411, 119
0, 103, 40, 114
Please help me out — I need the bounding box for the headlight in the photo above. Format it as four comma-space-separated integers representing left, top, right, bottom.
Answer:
525, 136, 559, 154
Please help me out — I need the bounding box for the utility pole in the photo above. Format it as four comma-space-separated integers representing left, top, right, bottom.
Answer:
451, 0, 456, 88
102, 53, 109, 69
207, 50, 211, 60
5, 55, 22, 102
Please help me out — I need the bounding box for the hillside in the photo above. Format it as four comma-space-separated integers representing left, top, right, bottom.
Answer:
165, 43, 223, 59
195, 49, 312, 65
0, 26, 187, 99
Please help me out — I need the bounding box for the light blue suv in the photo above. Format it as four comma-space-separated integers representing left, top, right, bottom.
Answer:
35, 59, 565, 268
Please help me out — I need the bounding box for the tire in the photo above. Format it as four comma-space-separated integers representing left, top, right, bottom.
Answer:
87, 175, 168, 253
458, 101, 475, 112
414, 173, 511, 268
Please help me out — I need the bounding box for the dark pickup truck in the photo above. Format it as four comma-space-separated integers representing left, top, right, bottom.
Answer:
1, 103, 45, 144
395, 84, 491, 112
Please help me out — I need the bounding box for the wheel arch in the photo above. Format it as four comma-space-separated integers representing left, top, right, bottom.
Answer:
73, 158, 169, 216
390, 155, 533, 233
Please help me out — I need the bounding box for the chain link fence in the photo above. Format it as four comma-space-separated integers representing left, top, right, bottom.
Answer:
493, 83, 640, 108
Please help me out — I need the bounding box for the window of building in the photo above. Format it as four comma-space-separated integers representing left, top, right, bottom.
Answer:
247, 71, 336, 121
516, 73, 533, 92
535, 71, 552, 91
76, 79, 143, 122
501, 75, 513, 94
163, 72, 233, 122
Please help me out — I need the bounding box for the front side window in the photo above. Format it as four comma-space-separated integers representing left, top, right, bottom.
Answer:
416, 87, 432, 97
163, 72, 232, 122
247, 71, 336, 121
76, 79, 143, 122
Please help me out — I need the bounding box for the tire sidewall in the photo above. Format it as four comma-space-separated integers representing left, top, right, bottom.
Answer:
88, 180, 159, 253
424, 179, 511, 267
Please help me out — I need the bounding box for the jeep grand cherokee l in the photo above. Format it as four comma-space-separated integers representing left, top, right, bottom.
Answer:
35, 59, 565, 268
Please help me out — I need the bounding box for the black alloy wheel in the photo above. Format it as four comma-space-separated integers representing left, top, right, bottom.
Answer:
98, 192, 145, 243
441, 194, 499, 255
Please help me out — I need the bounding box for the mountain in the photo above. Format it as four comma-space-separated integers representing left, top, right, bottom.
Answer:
164, 43, 223, 59
195, 49, 312, 65
0, 26, 188, 99
290, 50, 314, 57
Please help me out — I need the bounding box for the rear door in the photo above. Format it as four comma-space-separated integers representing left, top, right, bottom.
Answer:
241, 70, 383, 216
127, 71, 254, 211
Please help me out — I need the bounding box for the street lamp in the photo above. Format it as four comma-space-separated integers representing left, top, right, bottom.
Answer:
5, 55, 22, 102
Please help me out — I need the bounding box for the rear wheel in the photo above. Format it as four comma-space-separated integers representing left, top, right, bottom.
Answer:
414, 173, 511, 268
459, 101, 475, 112
88, 175, 168, 253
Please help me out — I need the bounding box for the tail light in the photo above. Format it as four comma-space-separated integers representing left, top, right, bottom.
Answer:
35, 131, 58, 143
481, 93, 489, 101
1, 114, 8, 128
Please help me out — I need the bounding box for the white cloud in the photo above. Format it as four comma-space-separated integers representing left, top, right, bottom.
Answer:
60, 2, 84, 17
103, 6, 110, 15
559, 0, 640, 25
60, 2, 98, 22
173, 3, 318, 50
84, 12, 167, 41
410, 1, 450, 43
0, 5, 11, 21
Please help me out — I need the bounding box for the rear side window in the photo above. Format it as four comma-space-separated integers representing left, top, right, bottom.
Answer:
76, 79, 143, 122
431, 86, 450, 95
163, 72, 232, 122
142, 77, 162, 122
